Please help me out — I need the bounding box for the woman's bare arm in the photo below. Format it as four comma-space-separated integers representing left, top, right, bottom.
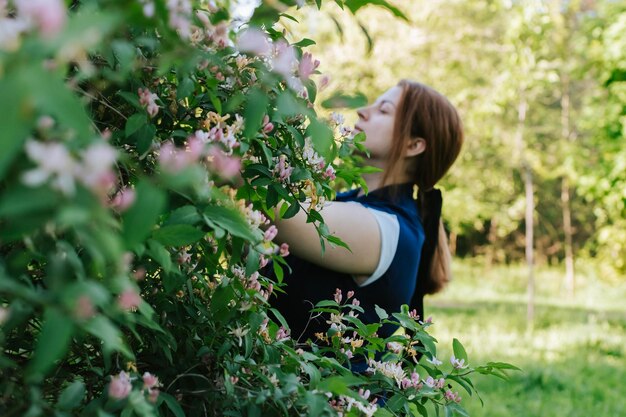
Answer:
274, 201, 381, 276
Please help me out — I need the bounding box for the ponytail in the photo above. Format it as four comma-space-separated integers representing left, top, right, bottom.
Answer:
410, 189, 452, 313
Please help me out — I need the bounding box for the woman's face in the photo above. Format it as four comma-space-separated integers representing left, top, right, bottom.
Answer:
354, 85, 403, 159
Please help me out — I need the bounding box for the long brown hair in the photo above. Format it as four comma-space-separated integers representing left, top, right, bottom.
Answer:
384, 80, 464, 294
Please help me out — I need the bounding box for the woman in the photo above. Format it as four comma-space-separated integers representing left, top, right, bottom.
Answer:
270, 80, 463, 343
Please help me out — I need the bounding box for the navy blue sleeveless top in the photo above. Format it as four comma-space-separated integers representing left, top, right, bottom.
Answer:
269, 182, 425, 342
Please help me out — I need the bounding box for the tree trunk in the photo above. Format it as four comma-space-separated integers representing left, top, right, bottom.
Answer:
524, 165, 535, 327
485, 216, 498, 270
561, 76, 576, 298
514, 97, 535, 328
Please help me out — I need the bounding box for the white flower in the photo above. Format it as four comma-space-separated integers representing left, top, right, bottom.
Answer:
367, 359, 406, 387
229, 326, 249, 346
330, 112, 345, 126
236, 28, 271, 56
427, 356, 443, 366
450, 355, 467, 369
78, 142, 117, 188
22, 140, 78, 195
302, 137, 325, 168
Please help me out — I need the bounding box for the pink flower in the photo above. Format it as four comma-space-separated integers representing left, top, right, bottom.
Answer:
259, 255, 269, 268
177, 250, 192, 264
323, 165, 336, 181
346, 290, 354, 300
138, 88, 159, 118
274, 155, 293, 183
298, 52, 320, 81
272, 41, 297, 78
108, 371, 132, 400
74, 295, 95, 320
262, 122, 274, 134
236, 28, 271, 56
279, 243, 289, 257
352, 298, 360, 306
318, 74, 330, 91
263, 225, 278, 242
334, 288, 342, 304
275, 326, 290, 342
111, 187, 136, 212
207, 147, 241, 178
143, 372, 159, 389
15, 0, 66, 36
159, 141, 198, 172
445, 390, 461, 403
117, 289, 142, 311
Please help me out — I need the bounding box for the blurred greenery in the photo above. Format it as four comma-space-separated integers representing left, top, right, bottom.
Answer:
426, 259, 626, 417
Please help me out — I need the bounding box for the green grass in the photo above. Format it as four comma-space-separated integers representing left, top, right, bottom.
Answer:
424, 260, 626, 417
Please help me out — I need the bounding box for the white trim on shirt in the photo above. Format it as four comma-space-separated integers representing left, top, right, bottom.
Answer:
350, 204, 400, 288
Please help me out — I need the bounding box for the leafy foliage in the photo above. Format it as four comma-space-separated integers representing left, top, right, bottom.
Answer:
0, 1, 512, 416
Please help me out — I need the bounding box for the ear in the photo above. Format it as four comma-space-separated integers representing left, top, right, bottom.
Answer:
405, 137, 426, 157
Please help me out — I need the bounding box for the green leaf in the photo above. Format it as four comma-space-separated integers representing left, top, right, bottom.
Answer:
164, 205, 201, 226
203, 204, 255, 241
27, 308, 74, 381
135, 124, 156, 155
23, 67, 92, 141
294, 38, 316, 47
344, 0, 408, 20
484, 361, 521, 371
246, 248, 259, 276
452, 338, 468, 363
147, 239, 173, 272
83, 316, 133, 358
57, 380, 86, 410
125, 114, 146, 137
160, 392, 186, 417
282, 202, 300, 219
315, 300, 339, 308
385, 393, 404, 412
374, 408, 394, 417
321, 91, 368, 109
122, 180, 166, 248
0, 186, 61, 217
243, 88, 269, 138
374, 304, 388, 320
272, 259, 284, 282
0, 76, 29, 181
317, 375, 362, 395
445, 403, 470, 417
153, 224, 205, 247
177, 77, 195, 100
306, 120, 334, 160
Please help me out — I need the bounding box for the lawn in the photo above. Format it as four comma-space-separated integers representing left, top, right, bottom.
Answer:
424, 260, 626, 417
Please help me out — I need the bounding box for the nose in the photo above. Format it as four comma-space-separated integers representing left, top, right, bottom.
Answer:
356, 107, 368, 121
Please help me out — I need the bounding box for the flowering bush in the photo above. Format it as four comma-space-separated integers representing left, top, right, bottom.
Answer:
0, 1, 516, 416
